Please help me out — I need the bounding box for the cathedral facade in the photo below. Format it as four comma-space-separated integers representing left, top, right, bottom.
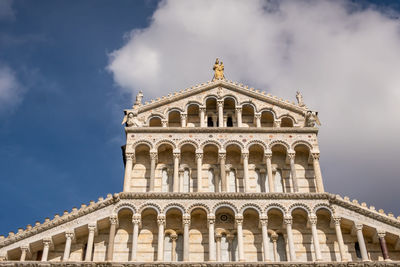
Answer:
1, 61, 399, 265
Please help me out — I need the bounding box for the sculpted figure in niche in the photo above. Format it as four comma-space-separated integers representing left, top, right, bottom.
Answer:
213, 58, 225, 80
122, 112, 143, 127
305, 110, 321, 127
296, 91, 305, 107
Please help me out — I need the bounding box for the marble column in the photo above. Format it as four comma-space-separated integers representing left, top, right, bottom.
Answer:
183, 214, 190, 261
179, 168, 185, 192
208, 214, 216, 261
284, 216, 296, 262
196, 153, 203, 192
236, 107, 242, 127
355, 223, 369, 261
41, 238, 52, 262
107, 216, 118, 261
288, 153, 299, 193
332, 216, 347, 262
309, 215, 322, 261
217, 100, 224, 128
265, 153, 274, 192
271, 234, 278, 262
20, 245, 29, 261
216, 235, 221, 261
63, 230, 74, 261
236, 215, 245, 261
171, 235, 177, 261
173, 153, 180, 192
259, 169, 266, 192
157, 215, 165, 261
260, 216, 270, 261
219, 153, 227, 192
242, 153, 249, 192
85, 223, 96, 261
377, 231, 389, 261
149, 151, 157, 192
312, 153, 325, 193
131, 214, 141, 261
200, 107, 206, 127
255, 113, 261, 128
123, 153, 134, 192
181, 113, 187, 127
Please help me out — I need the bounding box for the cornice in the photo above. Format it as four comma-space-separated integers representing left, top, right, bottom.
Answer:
125, 127, 319, 134
0, 261, 399, 266
131, 79, 308, 115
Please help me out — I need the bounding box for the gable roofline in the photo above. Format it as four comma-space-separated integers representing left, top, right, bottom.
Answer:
126, 79, 309, 115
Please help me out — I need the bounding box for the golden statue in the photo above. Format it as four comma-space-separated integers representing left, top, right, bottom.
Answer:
213, 58, 225, 80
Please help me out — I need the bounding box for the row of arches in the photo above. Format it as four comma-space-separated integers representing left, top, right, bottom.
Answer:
126, 141, 322, 193
147, 97, 296, 128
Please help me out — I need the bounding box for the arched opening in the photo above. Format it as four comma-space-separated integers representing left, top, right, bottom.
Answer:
187, 104, 200, 127
226, 144, 242, 192
224, 98, 236, 127
157, 144, 174, 192
291, 208, 310, 261
149, 117, 162, 127
168, 110, 181, 127
281, 117, 294, 127
261, 111, 274, 127
114, 209, 134, 261
294, 144, 312, 193
315, 209, 336, 262
165, 208, 183, 261
242, 104, 255, 127
206, 98, 217, 127
249, 144, 266, 193
190, 208, 208, 261
180, 144, 196, 192
243, 209, 262, 261
266, 208, 286, 262
215, 207, 236, 261
138, 208, 158, 261
271, 144, 289, 193
134, 144, 151, 192
203, 144, 219, 192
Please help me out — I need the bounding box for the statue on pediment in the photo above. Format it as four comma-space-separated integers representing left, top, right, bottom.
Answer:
134, 91, 143, 107
296, 91, 305, 107
213, 58, 225, 80
305, 110, 321, 127
122, 112, 143, 127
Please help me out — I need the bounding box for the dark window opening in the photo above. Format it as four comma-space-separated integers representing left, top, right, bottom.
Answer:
82, 243, 88, 261
355, 242, 362, 259
227, 117, 233, 127
207, 116, 213, 127
36, 250, 43, 261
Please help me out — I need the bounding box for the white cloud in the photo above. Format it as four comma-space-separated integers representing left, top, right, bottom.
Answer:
0, 0, 15, 21
108, 0, 400, 213
0, 64, 24, 113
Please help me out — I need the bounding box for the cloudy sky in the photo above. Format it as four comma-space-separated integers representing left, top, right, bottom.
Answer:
1, 0, 400, 235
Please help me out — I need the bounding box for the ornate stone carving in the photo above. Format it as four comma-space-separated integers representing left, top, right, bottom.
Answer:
109, 216, 118, 225
309, 215, 317, 225
157, 215, 166, 226
213, 58, 224, 80
284, 216, 293, 225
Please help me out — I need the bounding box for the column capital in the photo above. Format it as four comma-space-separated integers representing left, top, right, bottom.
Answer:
312, 153, 320, 160
207, 214, 216, 225
235, 106, 242, 112
132, 214, 141, 225
217, 100, 224, 107
42, 237, 52, 247
309, 215, 317, 225
161, 119, 168, 127
355, 223, 364, 231
196, 153, 203, 159
288, 152, 296, 159
284, 215, 293, 225
271, 234, 279, 242
20, 245, 29, 252
332, 216, 341, 225
242, 152, 249, 159
254, 113, 261, 119
199, 106, 206, 112
259, 216, 268, 226
180, 113, 187, 119
170, 234, 178, 241
183, 213, 191, 226
377, 230, 386, 238
157, 215, 166, 226
88, 223, 97, 232
273, 120, 281, 127
173, 152, 181, 160
218, 153, 226, 160
65, 230, 75, 240
109, 215, 118, 225
264, 152, 272, 159
150, 151, 158, 160
235, 214, 244, 226
125, 153, 135, 161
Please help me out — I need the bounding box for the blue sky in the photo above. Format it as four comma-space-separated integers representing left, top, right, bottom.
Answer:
1, 0, 400, 235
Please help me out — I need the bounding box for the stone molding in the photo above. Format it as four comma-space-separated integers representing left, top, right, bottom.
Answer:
126, 127, 318, 134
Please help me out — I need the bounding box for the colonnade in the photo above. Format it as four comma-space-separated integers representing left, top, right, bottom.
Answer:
123, 150, 325, 193
27, 212, 391, 263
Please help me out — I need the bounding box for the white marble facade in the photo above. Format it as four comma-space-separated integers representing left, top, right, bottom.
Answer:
0, 78, 399, 265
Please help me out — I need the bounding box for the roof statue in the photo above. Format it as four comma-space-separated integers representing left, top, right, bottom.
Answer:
296, 91, 305, 107
134, 90, 143, 107
213, 58, 225, 80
